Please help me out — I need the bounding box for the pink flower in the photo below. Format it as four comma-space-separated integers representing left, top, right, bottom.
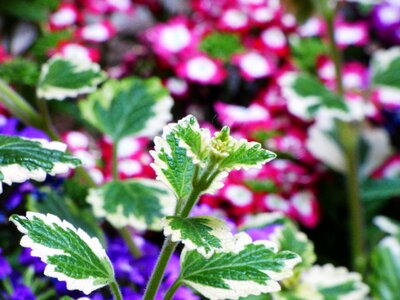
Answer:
232, 51, 277, 80
334, 21, 369, 48
255, 83, 287, 112
56, 42, 100, 62
215, 102, 270, 127
76, 21, 116, 42
49, 3, 79, 30
80, 0, 109, 13
343, 62, 369, 90
259, 27, 288, 57
290, 190, 319, 228
146, 18, 195, 59
177, 54, 226, 84
372, 88, 400, 110
218, 8, 250, 32
261, 193, 292, 214
298, 17, 326, 37
105, 0, 133, 12
63, 131, 90, 151
372, 155, 400, 179
164, 77, 189, 97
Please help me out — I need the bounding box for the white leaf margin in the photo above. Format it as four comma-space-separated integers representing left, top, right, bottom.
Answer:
300, 264, 369, 300
181, 232, 302, 300
37, 55, 107, 101
87, 179, 176, 231
10, 212, 113, 295
162, 216, 233, 258
374, 215, 400, 236
0, 138, 80, 193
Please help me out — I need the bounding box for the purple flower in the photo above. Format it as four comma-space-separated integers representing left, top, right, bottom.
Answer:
0, 249, 11, 279
8, 283, 35, 300
246, 224, 283, 241
19, 248, 46, 273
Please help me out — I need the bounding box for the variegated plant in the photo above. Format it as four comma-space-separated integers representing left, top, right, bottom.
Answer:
143, 115, 302, 300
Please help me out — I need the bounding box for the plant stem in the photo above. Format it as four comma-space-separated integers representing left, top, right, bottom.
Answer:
35, 97, 59, 141
112, 140, 119, 180
325, 4, 344, 97
324, 3, 366, 273
143, 236, 178, 300
110, 281, 123, 300
164, 279, 182, 300
0, 79, 42, 128
118, 226, 142, 258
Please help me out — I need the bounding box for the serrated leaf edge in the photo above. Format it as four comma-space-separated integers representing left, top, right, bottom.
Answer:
162, 216, 233, 258
10, 212, 113, 295
87, 179, 176, 231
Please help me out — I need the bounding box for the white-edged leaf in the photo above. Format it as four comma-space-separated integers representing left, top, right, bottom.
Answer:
162, 216, 232, 257
280, 72, 348, 121
213, 127, 276, 171
300, 264, 369, 300
37, 55, 106, 100
165, 115, 211, 165
370, 236, 400, 299
0, 135, 80, 193
79, 77, 173, 141
179, 232, 301, 300
87, 179, 176, 231
10, 212, 114, 295
150, 125, 196, 200
371, 47, 400, 90
374, 215, 400, 236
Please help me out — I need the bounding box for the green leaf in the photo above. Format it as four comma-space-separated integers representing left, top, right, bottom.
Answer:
0, 58, 39, 86
0, 0, 58, 21
179, 232, 301, 300
370, 237, 400, 300
300, 264, 369, 300
199, 32, 244, 61
271, 222, 316, 275
37, 56, 107, 100
371, 47, 400, 90
0, 135, 80, 193
244, 179, 278, 193
163, 216, 232, 257
362, 178, 400, 204
87, 179, 176, 231
10, 212, 115, 294
31, 30, 73, 59
79, 77, 173, 141
290, 37, 328, 73
213, 127, 276, 171
374, 215, 400, 237
151, 126, 196, 200
27, 190, 106, 247
280, 73, 348, 121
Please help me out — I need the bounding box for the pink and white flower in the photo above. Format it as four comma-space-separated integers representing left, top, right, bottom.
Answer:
49, 3, 79, 30
76, 21, 116, 43
56, 43, 100, 62
290, 190, 319, 228
232, 51, 276, 80
299, 17, 326, 37
215, 102, 270, 127
260, 27, 288, 57
334, 21, 369, 48
343, 62, 369, 90
218, 8, 250, 32
164, 77, 189, 97
372, 87, 400, 110
177, 54, 226, 84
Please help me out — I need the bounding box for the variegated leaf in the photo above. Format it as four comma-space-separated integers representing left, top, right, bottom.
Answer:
37, 56, 106, 100
79, 77, 173, 142
162, 216, 232, 257
87, 179, 175, 231
179, 232, 301, 300
300, 264, 369, 300
280, 72, 348, 121
371, 47, 400, 90
212, 127, 276, 171
10, 212, 114, 295
0, 135, 80, 193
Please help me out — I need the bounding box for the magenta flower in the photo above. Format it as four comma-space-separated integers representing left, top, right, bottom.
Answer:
76, 21, 116, 43
49, 3, 79, 30
334, 20, 369, 48
177, 54, 226, 84
259, 26, 289, 57
56, 42, 100, 62
232, 51, 277, 80
218, 8, 250, 32
215, 102, 271, 127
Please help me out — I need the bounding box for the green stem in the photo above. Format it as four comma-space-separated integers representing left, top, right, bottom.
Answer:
324, 2, 366, 273
112, 140, 119, 180
109, 281, 123, 300
325, 5, 344, 97
2, 276, 13, 295
118, 226, 142, 258
143, 236, 178, 300
164, 279, 182, 300
0, 79, 42, 127
35, 97, 59, 141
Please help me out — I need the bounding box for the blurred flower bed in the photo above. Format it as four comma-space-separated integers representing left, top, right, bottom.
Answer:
1, 0, 400, 299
